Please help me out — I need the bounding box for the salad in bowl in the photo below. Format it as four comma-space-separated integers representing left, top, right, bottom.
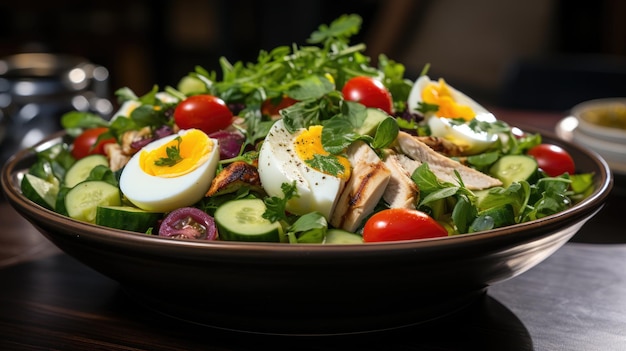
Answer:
19, 14, 595, 245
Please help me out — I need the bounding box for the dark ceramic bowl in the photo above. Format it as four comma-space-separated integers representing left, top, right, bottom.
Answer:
1, 130, 613, 336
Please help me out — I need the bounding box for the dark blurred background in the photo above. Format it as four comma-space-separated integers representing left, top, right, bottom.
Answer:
1, 0, 625, 108
1, 0, 625, 163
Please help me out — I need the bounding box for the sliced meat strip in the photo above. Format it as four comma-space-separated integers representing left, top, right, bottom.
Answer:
331, 141, 391, 232
381, 151, 419, 209
394, 131, 502, 190
415, 136, 465, 156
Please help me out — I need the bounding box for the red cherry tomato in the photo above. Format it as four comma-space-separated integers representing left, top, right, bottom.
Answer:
71, 127, 116, 159
174, 94, 233, 135
261, 96, 298, 117
362, 208, 448, 242
342, 76, 393, 115
527, 144, 576, 177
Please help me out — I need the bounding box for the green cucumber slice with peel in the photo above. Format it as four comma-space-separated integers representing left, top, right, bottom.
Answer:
64, 154, 108, 188
324, 229, 363, 244
215, 198, 283, 242
65, 181, 121, 223
489, 155, 538, 188
96, 205, 162, 232
21, 173, 60, 210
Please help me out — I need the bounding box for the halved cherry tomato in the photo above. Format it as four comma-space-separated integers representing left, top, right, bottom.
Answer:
174, 94, 233, 135
362, 208, 448, 242
527, 143, 575, 177
342, 76, 393, 115
71, 127, 116, 159
261, 96, 298, 117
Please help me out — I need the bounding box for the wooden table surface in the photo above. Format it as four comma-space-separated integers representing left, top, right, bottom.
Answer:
1, 108, 625, 350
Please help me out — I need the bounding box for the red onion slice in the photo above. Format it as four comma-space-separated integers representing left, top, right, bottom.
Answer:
209, 130, 245, 160
158, 207, 217, 240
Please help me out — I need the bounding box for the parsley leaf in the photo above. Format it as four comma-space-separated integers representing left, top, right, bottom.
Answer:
308, 14, 362, 45
305, 154, 345, 176
263, 181, 299, 223
417, 101, 439, 115
154, 136, 183, 167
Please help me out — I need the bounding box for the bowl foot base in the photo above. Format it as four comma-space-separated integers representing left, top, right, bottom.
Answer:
124, 287, 487, 336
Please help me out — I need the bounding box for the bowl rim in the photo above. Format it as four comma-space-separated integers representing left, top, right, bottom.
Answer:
1, 129, 614, 259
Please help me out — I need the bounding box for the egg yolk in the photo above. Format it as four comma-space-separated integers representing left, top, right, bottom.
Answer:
422, 78, 475, 121
139, 129, 213, 178
293, 125, 351, 181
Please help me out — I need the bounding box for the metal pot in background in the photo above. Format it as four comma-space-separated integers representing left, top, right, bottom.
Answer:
0, 53, 112, 165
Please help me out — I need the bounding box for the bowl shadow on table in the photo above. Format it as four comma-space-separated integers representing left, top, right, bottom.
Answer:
0, 252, 535, 350
107, 286, 535, 350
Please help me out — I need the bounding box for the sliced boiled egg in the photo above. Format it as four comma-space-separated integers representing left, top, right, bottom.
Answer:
408, 75, 489, 120
111, 92, 177, 121
257, 119, 351, 220
428, 112, 498, 155
112, 100, 141, 120
120, 128, 219, 212
408, 75, 498, 154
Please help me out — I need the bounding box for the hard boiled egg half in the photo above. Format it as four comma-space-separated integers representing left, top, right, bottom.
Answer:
120, 128, 219, 212
111, 92, 178, 121
258, 119, 351, 220
408, 75, 498, 154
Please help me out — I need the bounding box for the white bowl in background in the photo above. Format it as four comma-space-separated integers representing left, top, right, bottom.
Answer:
572, 127, 626, 174
571, 98, 626, 145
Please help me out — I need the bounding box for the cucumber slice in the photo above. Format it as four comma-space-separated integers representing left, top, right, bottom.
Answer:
489, 155, 538, 188
65, 181, 121, 223
357, 108, 390, 136
64, 154, 109, 188
21, 173, 60, 210
55, 187, 71, 216
215, 199, 283, 242
324, 229, 363, 244
96, 206, 162, 232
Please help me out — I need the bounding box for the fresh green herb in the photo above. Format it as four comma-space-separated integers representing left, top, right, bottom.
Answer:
411, 163, 478, 233
85, 165, 118, 187
29, 143, 75, 183
60, 112, 109, 137
320, 114, 364, 154
286, 212, 328, 243
371, 117, 399, 149
318, 102, 398, 155
154, 136, 183, 167
416, 101, 439, 115
378, 54, 413, 113
305, 154, 346, 177
467, 118, 510, 134
263, 181, 299, 223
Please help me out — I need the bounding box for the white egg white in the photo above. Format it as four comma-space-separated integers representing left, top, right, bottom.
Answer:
428, 113, 499, 155
119, 130, 220, 212
407, 75, 498, 154
257, 119, 346, 220
407, 75, 489, 117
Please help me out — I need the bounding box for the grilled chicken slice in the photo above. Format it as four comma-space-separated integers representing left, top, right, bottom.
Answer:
120, 127, 152, 155
394, 131, 502, 190
206, 161, 264, 197
415, 136, 465, 157
103, 143, 130, 172
382, 151, 419, 209
330, 141, 391, 232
